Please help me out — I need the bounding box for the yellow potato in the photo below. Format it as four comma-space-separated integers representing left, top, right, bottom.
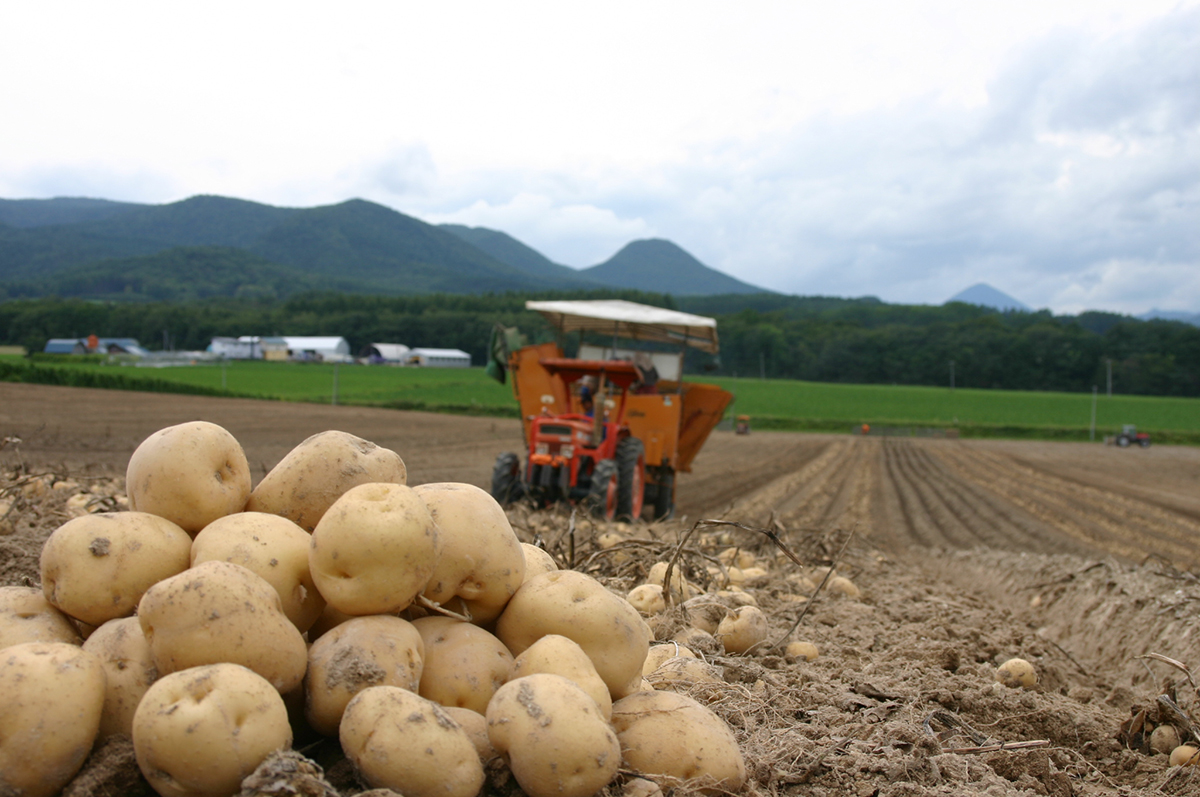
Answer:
137, 560, 308, 693
40, 511, 192, 626
126, 421, 251, 534
496, 569, 650, 699
413, 615, 513, 714
785, 641, 819, 662
442, 706, 498, 764
716, 605, 769, 654
1170, 744, 1199, 766
487, 674, 621, 797
0, 642, 107, 797
132, 663, 292, 797
82, 616, 158, 740
642, 642, 698, 676
627, 584, 666, 615
826, 575, 861, 598
191, 511, 325, 632
308, 482, 441, 616
611, 690, 747, 793
340, 685, 485, 797
0, 585, 82, 650
520, 542, 558, 582
246, 430, 407, 531
646, 560, 694, 599
509, 633, 612, 719
646, 657, 726, 691
414, 482, 526, 624
304, 615, 425, 737
996, 657, 1038, 689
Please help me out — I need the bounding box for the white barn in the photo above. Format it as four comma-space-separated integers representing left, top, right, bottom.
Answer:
408, 348, 471, 368
283, 336, 352, 362
361, 343, 411, 364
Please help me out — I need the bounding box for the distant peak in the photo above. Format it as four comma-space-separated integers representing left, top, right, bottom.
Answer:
946, 283, 1031, 312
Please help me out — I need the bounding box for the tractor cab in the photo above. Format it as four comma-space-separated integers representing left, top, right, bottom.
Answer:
489, 300, 733, 521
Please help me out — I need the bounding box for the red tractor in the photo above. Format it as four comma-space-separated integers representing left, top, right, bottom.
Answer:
1114, 424, 1151, 448
488, 300, 732, 521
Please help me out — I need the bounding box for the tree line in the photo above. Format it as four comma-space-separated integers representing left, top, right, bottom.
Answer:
2, 292, 1198, 397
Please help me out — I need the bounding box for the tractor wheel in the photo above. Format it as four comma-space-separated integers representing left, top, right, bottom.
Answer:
1117, 435, 1131, 448
587, 459, 619, 520
652, 469, 674, 521
1139, 438, 1151, 448
615, 437, 645, 521
491, 452, 523, 504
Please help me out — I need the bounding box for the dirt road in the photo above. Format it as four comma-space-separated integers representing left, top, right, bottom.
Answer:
4, 382, 1198, 567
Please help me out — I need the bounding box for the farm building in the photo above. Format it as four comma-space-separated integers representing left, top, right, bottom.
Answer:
283, 336, 352, 362
407, 347, 471, 367
43, 337, 150, 357
360, 343, 411, 364
208, 336, 290, 360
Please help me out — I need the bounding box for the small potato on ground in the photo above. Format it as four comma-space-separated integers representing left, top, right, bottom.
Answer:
996, 657, 1038, 689
716, 605, 769, 654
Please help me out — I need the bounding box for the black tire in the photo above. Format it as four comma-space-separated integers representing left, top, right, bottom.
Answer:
1117, 435, 1131, 448
587, 459, 618, 520
615, 437, 645, 521
1139, 438, 1151, 448
653, 469, 674, 521
491, 452, 523, 504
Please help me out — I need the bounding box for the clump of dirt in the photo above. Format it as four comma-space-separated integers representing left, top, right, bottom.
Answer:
238, 750, 339, 797
60, 735, 153, 797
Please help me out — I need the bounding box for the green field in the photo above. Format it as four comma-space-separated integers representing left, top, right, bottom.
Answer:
4, 356, 1198, 443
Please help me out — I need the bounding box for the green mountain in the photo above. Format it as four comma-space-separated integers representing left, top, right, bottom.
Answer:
439, 224, 602, 288
580, 239, 767, 296
0, 197, 145, 228
72, 195, 300, 247
0, 246, 366, 302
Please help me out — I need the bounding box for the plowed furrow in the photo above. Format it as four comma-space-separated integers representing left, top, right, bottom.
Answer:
880, 439, 949, 549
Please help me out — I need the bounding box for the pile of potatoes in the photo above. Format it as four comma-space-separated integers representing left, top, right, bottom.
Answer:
0, 421, 748, 797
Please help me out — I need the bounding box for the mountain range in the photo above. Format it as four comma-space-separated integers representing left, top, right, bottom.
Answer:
946, 283, 1032, 312
0, 195, 766, 301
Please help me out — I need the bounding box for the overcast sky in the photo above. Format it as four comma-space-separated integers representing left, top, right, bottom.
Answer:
3, 1, 1197, 315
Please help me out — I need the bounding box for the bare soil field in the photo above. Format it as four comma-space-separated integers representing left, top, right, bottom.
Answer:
3, 383, 1200, 797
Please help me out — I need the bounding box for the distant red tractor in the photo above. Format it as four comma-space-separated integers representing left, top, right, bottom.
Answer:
1114, 424, 1151, 448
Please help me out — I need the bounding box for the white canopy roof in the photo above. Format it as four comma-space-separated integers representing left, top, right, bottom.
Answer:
526, 300, 719, 353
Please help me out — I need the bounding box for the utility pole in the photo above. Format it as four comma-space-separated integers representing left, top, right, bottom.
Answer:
1090, 385, 1097, 441
949, 360, 955, 391
1106, 359, 1112, 397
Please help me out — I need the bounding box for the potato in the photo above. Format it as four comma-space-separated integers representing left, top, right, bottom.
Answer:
510, 633, 612, 719
628, 584, 666, 615
716, 605, 769, 654
487, 674, 621, 797
309, 483, 441, 616
645, 656, 726, 691
520, 542, 558, 582
611, 690, 747, 793
996, 657, 1038, 689
82, 616, 159, 739
307, 602, 356, 642
414, 482, 525, 624
826, 575, 861, 598
496, 569, 650, 699
717, 547, 757, 569
442, 705, 498, 764
1150, 724, 1181, 755
40, 511, 192, 626
304, 615, 425, 737
642, 642, 698, 676
132, 663, 292, 797
413, 615, 513, 714
138, 560, 308, 693
191, 511, 325, 632
646, 560, 694, 599
0, 642, 107, 797
0, 585, 82, 649
785, 641, 819, 662
246, 430, 407, 531
340, 685, 485, 797
1170, 744, 1199, 766
126, 421, 251, 534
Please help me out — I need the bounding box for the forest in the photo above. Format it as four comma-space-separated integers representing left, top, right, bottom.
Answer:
2, 291, 1197, 397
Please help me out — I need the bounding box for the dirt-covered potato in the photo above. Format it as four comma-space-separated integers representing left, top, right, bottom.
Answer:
509, 633, 612, 719
137, 560, 308, 693
996, 657, 1038, 688
627, 583, 666, 615
0, 642, 107, 797
611, 689, 747, 793
39, 511, 192, 626
132, 663, 292, 797
413, 615, 513, 714
125, 421, 251, 534
82, 616, 158, 740
487, 673, 621, 797
646, 656, 725, 691
496, 569, 650, 699
646, 560, 695, 599
642, 642, 698, 675
414, 482, 526, 624
246, 431, 407, 531
520, 542, 558, 582
785, 640, 820, 662
340, 685, 485, 797
304, 615, 425, 737
191, 511, 325, 632
309, 483, 441, 616
442, 706, 498, 764
716, 605, 769, 654
0, 585, 82, 649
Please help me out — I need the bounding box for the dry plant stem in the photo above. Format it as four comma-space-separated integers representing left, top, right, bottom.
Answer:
923, 710, 990, 747
1139, 652, 1200, 702
568, 509, 577, 569
414, 595, 473, 623
1156, 693, 1200, 745
944, 740, 1050, 754
769, 527, 857, 652
1041, 636, 1092, 678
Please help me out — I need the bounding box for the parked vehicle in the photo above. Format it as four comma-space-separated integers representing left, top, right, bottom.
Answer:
1114, 424, 1151, 448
